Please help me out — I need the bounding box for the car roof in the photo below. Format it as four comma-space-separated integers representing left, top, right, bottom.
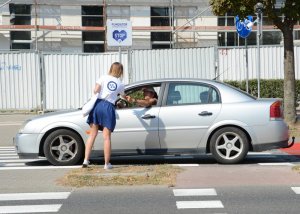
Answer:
125, 78, 219, 87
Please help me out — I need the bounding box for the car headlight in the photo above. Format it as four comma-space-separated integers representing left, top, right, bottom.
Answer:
18, 119, 32, 134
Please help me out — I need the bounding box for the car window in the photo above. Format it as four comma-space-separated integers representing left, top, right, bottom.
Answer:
117, 84, 161, 109
166, 83, 220, 105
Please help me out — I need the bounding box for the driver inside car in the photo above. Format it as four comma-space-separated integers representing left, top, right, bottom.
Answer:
126, 87, 158, 108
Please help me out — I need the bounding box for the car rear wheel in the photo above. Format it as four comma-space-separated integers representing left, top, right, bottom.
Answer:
210, 127, 249, 164
43, 129, 84, 166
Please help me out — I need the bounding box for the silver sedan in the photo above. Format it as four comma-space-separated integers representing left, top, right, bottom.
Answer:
14, 79, 290, 165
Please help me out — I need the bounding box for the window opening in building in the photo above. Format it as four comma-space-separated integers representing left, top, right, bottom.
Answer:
82, 6, 104, 53
151, 7, 172, 49
9, 4, 32, 50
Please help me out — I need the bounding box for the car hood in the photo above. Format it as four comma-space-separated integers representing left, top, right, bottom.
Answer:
21, 109, 88, 134
31, 109, 82, 121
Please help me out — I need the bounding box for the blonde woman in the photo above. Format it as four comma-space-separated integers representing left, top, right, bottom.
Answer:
83, 62, 125, 169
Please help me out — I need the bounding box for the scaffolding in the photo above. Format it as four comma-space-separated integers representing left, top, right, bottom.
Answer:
0, 0, 299, 51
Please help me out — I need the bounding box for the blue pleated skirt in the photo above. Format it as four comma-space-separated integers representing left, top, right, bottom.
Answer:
87, 99, 116, 132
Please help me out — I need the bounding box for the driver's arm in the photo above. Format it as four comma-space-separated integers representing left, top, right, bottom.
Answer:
130, 97, 157, 107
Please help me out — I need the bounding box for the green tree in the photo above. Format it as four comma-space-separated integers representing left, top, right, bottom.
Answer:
210, 0, 300, 125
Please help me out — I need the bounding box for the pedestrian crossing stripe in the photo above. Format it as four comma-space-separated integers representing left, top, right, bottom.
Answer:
291, 187, 300, 194
0, 153, 18, 156
176, 200, 224, 209
0, 159, 42, 163
0, 204, 62, 213
0, 165, 81, 170
0, 192, 71, 201
0, 150, 16, 153
0, 156, 19, 160
0, 147, 15, 150
174, 188, 224, 209
0, 192, 71, 214
175, 164, 200, 167
173, 188, 217, 196
258, 163, 295, 166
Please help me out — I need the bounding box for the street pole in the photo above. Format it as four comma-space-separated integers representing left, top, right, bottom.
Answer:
245, 38, 249, 93
35, 0, 38, 51
119, 46, 121, 63
257, 14, 261, 98
255, 2, 263, 98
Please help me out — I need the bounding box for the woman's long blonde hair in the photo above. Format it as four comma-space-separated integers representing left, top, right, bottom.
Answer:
108, 62, 123, 78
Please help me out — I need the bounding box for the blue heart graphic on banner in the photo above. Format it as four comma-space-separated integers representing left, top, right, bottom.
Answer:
113, 30, 127, 43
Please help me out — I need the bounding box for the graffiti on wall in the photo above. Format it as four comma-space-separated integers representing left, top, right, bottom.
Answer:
0, 62, 22, 71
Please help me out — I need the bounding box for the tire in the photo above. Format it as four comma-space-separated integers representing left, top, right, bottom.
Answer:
43, 129, 84, 166
210, 127, 249, 164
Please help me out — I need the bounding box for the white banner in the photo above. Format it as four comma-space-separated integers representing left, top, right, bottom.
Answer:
107, 19, 132, 47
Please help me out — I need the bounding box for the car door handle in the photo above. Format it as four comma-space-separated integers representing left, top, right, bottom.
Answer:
142, 114, 156, 119
198, 111, 213, 116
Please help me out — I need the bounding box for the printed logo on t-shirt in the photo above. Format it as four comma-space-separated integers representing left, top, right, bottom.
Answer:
107, 81, 117, 91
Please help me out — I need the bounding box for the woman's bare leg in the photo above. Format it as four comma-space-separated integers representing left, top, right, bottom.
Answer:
84, 124, 99, 162
102, 127, 112, 165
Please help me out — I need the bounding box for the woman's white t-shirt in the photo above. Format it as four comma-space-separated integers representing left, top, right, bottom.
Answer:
96, 75, 125, 104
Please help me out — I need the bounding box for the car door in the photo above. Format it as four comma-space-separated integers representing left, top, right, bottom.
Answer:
158, 82, 222, 151
94, 84, 161, 155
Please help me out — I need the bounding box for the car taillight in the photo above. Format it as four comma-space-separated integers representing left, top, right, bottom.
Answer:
270, 101, 283, 120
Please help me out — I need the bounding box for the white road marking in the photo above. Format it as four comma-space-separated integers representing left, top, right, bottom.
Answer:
291, 187, 300, 194
173, 189, 217, 196
0, 163, 26, 167
0, 156, 18, 160
0, 153, 18, 156
248, 152, 272, 155
258, 163, 294, 166
0, 192, 70, 201
0, 123, 22, 126
0, 159, 42, 163
176, 201, 224, 209
0, 151, 16, 154
174, 164, 200, 167
0, 165, 81, 170
0, 204, 62, 213
0, 149, 15, 152
0, 147, 15, 150
251, 155, 278, 158
0, 121, 23, 124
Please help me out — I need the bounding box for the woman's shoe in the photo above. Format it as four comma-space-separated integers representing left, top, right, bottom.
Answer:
104, 163, 112, 170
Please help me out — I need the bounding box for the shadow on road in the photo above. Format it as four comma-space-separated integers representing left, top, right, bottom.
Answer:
21, 153, 300, 167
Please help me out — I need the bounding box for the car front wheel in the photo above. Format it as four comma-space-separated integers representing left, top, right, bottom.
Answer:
43, 129, 84, 166
210, 127, 249, 164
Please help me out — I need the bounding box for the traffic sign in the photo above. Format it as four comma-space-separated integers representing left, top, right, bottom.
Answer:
107, 19, 132, 47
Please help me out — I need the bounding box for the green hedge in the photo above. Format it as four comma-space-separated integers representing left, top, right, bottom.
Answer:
224, 79, 300, 100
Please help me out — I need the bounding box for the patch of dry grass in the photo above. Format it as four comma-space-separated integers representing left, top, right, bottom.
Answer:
56, 164, 183, 187
292, 165, 300, 173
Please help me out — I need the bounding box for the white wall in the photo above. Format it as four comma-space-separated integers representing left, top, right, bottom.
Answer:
0, 34, 9, 50
60, 6, 81, 39
130, 6, 151, 49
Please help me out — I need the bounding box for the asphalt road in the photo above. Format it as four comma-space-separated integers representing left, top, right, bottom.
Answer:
58, 186, 300, 214
0, 114, 33, 147
1, 113, 300, 213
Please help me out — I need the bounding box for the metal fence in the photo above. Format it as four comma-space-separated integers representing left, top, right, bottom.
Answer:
130, 47, 216, 82
0, 52, 41, 110
217, 46, 285, 81
42, 52, 128, 110
0, 46, 299, 111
